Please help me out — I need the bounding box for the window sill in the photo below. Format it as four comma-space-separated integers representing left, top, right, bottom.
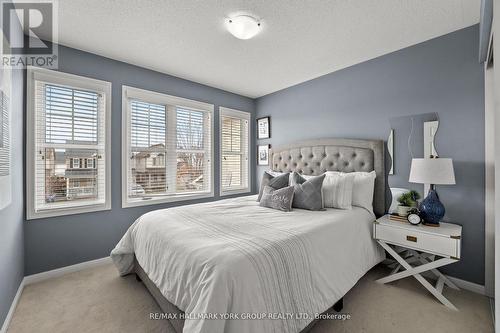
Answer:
27, 202, 111, 220
122, 191, 214, 208
220, 188, 251, 197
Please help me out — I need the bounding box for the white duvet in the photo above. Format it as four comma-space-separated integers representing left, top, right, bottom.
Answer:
111, 195, 384, 333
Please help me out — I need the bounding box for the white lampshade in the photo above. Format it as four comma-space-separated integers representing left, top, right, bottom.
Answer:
409, 158, 455, 185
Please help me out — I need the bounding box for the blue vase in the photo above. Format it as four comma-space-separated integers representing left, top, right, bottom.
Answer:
419, 189, 444, 226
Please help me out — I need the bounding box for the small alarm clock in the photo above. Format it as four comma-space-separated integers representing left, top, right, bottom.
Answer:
407, 213, 422, 225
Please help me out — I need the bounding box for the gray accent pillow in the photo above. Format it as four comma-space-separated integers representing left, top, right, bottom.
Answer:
259, 185, 295, 212
291, 172, 326, 211
257, 172, 290, 201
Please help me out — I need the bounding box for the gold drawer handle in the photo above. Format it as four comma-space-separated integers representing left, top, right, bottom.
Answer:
406, 235, 417, 242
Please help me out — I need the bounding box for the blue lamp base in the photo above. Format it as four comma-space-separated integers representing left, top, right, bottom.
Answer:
419, 188, 445, 227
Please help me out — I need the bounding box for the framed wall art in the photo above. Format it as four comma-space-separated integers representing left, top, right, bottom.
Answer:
257, 116, 270, 139
258, 144, 270, 166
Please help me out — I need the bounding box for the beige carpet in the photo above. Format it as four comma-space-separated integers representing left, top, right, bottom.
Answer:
7, 263, 493, 333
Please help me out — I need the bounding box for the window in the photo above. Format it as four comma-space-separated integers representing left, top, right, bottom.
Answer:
219, 107, 250, 195
27, 67, 111, 219
122, 86, 213, 207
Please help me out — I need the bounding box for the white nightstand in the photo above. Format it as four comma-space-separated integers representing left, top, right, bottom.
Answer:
373, 214, 462, 310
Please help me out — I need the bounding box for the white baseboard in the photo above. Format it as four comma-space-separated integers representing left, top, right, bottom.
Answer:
384, 260, 486, 295
418, 270, 486, 295
0, 279, 25, 333
445, 275, 486, 295
24, 256, 112, 285
489, 298, 495, 325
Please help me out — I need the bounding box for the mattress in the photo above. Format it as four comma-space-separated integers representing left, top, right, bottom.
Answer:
111, 195, 385, 333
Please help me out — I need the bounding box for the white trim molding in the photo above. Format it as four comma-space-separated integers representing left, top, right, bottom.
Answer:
418, 271, 486, 295
484, 28, 495, 299
24, 257, 112, 285
0, 279, 24, 333
418, 271, 485, 295
494, 8, 500, 326
445, 275, 486, 296
219, 107, 251, 197
26, 66, 112, 220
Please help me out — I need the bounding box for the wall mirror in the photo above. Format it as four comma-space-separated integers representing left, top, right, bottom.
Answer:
387, 112, 439, 213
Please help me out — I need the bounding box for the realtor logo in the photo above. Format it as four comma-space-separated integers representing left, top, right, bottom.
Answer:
1, 0, 58, 68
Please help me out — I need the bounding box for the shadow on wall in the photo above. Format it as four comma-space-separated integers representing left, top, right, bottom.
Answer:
387, 112, 439, 199
384, 146, 392, 212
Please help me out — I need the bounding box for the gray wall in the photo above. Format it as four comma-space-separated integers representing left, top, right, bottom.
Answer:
256, 25, 485, 284
0, 22, 24, 328
24, 44, 256, 275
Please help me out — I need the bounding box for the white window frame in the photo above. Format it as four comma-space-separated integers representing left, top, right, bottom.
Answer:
86, 158, 95, 169
72, 158, 80, 169
219, 107, 251, 196
26, 66, 112, 220
122, 85, 214, 208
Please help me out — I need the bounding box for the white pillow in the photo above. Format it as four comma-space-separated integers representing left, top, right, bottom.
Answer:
322, 172, 355, 209
351, 171, 377, 213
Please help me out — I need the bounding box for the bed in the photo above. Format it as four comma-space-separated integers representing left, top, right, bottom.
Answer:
111, 138, 386, 333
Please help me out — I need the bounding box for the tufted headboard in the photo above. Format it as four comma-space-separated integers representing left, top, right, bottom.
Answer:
270, 138, 385, 217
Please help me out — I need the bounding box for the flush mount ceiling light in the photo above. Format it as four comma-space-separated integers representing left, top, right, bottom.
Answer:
226, 15, 261, 40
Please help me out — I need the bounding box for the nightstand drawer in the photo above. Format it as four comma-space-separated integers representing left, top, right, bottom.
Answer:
374, 224, 460, 258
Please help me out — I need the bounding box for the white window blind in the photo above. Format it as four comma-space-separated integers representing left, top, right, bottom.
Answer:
220, 107, 250, 194
27, 67, 111, 219
0, 90, 9, 176
123, 86, 213, 206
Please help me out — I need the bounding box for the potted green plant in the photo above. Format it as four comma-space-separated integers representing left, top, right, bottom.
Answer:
397, 190, 421, 216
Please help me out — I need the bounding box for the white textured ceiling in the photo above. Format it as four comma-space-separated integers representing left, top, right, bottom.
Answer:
44, 0, 479, 98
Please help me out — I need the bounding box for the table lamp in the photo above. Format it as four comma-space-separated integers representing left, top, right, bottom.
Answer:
409, 158, 455, 226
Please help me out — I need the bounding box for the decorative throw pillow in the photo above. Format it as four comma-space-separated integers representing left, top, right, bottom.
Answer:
259, 185, 295, 212
290, 172, 325, 211
266, 170, 286, 177
351, 171, 376, 213
257, 171, 290, 201
290, 173, 313, 185
322, 171, 355, 209
266, 170, 293, 185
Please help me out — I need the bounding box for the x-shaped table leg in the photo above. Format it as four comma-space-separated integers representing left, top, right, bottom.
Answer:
376, 241, 459, 311
407, 249, 459, 290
